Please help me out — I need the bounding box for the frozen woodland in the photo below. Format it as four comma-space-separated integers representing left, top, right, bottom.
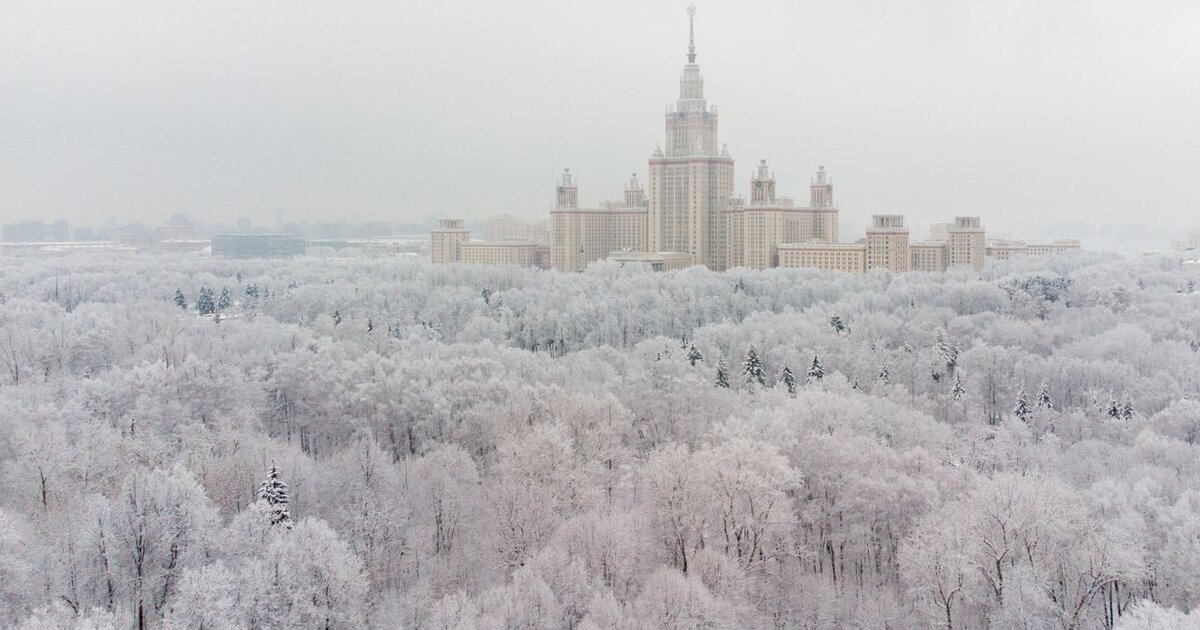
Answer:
2, 252, 1200, 630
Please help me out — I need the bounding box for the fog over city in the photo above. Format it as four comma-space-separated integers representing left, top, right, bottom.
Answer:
2, 0, 1197, 240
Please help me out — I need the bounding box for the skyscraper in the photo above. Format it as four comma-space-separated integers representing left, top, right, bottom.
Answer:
647, 5, 734, 270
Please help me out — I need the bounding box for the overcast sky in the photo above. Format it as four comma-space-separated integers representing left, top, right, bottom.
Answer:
2, 0, 1197, 236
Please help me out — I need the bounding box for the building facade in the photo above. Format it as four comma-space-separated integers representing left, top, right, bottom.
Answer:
777, 241, 867, 273
607, 251, 692, 272
910, 241, 950, 272
647, 6, 734, 270
947, 216, 986, 271
458, 242, 548, 268
485, 213, 548, 245
865, 214, 909, 273
431, 218, 471, 264
725, 161, 839, 269
211, 234, 306, 258
549, 172, 648, 271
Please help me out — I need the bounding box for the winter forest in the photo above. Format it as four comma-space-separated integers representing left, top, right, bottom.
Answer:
1, 253, 1199, 630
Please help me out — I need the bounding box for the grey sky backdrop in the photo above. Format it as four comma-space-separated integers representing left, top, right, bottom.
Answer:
2, 0, 1197, 239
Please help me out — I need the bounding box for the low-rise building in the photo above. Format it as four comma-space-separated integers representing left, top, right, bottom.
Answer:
211, 234, 306, 258
607, 251, 692, 272
458, 241, 549, 268
777, 241, 867, 273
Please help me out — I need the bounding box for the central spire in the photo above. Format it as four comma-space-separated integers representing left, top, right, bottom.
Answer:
687, 4, 697, 64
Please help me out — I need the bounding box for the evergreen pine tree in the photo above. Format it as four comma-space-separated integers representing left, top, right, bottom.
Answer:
244, 284, 259, 299
936, 330, 959, 376
1106, 395, 1122, 419
829, 315, 846, 335
878, 364, 891, 385
259, 464, 292, 529
952, 373, 966, 401
173, 288, 187, 310
367, 318, 374, 333
332, 309, 342, 326
806, 355, 824, 384
1014, 388, 1031, 421
778, 363, 797, 396
1122, 398, 1135, 420
686, 343, 704, 367
196, 287, 215, 315
742, 346, 765, 386
852, 377, 861, 391
1038, 383, 1053, 409
715, 359, 730, 389
217, 287, 232, 311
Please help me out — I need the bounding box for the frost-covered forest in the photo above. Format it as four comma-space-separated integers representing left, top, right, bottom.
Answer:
1, 253, 1199, 629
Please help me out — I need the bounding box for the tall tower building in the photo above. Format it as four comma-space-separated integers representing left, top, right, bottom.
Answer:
948, 216, 986, 271
555, 168, 579, 209
866, 214, 910, 273
810, 166, 833, 209
431, 218, 470, 264
647, 5, 734, 270
624, 173, 647, 208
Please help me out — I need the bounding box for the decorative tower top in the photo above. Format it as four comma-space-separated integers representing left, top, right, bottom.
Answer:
751, 159, 776, 205
625, 173, 646, 208
555, 168, 578, 209
810, 166, 834, 209
687, 4, 697, 64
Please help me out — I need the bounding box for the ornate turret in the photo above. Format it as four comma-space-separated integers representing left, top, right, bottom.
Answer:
555, 168, 578, 209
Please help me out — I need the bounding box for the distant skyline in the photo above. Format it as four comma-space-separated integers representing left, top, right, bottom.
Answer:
2, 0, 1197, 235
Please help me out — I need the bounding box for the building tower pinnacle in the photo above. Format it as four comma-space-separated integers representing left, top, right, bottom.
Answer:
687, 4, 697, 64
556, 168, 578, 209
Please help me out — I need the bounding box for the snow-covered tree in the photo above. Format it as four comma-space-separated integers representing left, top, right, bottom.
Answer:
878, 364, 891, 385
829, 315, 846, 335
952, 373, 966, 401
1107, 395, 1123, 419
259, 464, 292, 529
173, 288, 187, 310
196, 287, 215, 315
217, 287, 232, 311
742, 346, 765, 386
714, 359, 730, 389
806, 355, 824, 384
686, 343, 703, 367
778, 363, 796, 396
1122, 398, 1136, 420
1013, 388, 1031, 421
1037, 382, 1053, 409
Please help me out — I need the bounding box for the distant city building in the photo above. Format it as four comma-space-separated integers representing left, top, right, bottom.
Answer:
725, 161, 839, 269
866, 214, 909, 273
607, 251, 692, 272
486, 213, 548, 245
2, 219, 69, 242
987, 238, 1081, 260
211, 234, 306, 258
431, 218, 471, 264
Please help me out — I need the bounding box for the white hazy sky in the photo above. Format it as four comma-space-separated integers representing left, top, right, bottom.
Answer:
1, 0, 1197, 235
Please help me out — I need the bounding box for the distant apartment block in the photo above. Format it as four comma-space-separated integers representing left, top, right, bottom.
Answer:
987, 238, 1082, 260
865, 214, 909, 273
948, 216, 986, 271
431, 219, 471, 264
2, 219, 69, 242
211, 234, 306, 258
